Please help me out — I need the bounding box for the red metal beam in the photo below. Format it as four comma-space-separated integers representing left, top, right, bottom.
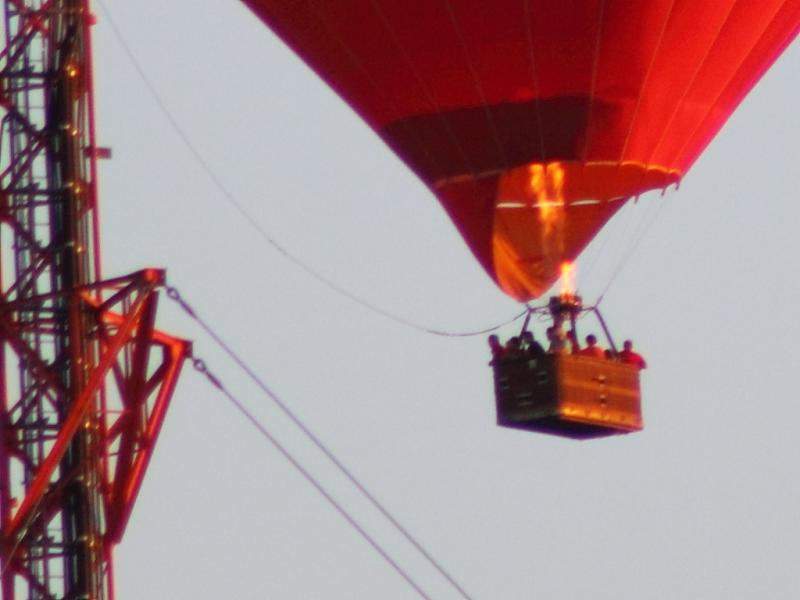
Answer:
3, 279, 156, 544
0, 4, 189, 598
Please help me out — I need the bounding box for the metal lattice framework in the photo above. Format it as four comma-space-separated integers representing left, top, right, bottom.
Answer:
0, 2, 189, 599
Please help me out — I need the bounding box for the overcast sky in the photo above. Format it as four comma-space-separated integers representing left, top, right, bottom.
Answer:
91, 2, 800, 599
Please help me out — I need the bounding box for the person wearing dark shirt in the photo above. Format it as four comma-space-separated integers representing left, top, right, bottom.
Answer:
619, 339, 647, 369
488, 334, 506, 362
505, 336, 523, 358
521, 331, 545, 356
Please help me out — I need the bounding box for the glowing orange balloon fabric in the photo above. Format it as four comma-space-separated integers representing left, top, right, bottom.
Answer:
243, 0, 800, 300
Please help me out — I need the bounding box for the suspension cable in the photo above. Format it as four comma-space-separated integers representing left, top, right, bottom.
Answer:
188, 356, 433, 600
167, 285, 475, 600
594, 194, 669, 306
96, 0, 523, 339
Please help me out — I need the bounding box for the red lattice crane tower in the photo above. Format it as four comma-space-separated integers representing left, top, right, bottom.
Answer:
0, 1, 189, 598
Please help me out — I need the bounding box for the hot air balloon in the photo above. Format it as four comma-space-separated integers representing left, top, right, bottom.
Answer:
242, 0, 799, 301
241, 0, 799, 437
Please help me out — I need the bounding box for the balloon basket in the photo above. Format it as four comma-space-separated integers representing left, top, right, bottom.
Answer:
492, 352, 643, 439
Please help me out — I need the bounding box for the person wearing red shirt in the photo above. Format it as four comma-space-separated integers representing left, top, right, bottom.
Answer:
619, 340, 647, 369
578, 334, 605, 359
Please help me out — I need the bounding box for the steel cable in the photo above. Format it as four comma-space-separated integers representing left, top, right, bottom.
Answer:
188, 356, 433, 600
594, 193, 669, 306
167, 285, 476, 600
95, 0, 523, 339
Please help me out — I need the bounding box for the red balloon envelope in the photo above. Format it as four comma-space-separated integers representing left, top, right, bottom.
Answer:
242, 0, 800, 300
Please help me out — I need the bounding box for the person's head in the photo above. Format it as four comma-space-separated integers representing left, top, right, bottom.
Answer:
623, 339, 633, 351
521, 331, 534, 343
546, 327, 555, 339
507, 336, 520, 349
586, 334, 597, 346
488, 334, 501, 349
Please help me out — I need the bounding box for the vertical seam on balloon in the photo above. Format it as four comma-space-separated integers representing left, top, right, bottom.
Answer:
617, 0, 679, 162
493, 229, 546, 298
441, 0, 511, 172
438, 0, 516, 296
491, 182, 521, 298
665, 1, 798, 169
522, 0, 548, 162
364, 2, 501, 292
581, 0, 608, 163
642, 0, 763, 167
303, 0, 448, 181
367, 0, 478, 179
436, 0, 524, 299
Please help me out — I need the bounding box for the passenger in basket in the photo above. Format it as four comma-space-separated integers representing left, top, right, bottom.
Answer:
566, 329, 579, 354
505, 336, 523, 359
619, 339, 647, 369
521, 331, 545, 356
578, 334, 605, 359
487, 334, 506, 363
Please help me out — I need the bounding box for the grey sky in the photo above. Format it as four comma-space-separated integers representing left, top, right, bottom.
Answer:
93, 2, 800, 598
